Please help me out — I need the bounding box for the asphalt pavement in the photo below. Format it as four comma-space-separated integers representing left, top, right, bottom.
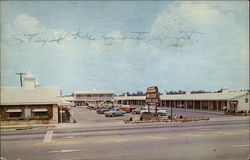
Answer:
1, 118, 249, 160
1, 106, 249, 160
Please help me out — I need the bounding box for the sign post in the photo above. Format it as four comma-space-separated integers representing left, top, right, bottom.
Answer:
145, 86, 160, 118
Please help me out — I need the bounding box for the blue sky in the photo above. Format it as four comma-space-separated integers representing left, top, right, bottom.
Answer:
1, 1, 249, 95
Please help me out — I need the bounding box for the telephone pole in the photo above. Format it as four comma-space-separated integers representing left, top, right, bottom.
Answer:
16, 73, 25, 87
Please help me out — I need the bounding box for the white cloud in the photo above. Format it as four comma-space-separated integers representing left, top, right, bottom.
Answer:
1, 2, 248, 92
13, 14, 40, 33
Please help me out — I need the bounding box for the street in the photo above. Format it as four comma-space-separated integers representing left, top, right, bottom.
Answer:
1, 107, 249, 160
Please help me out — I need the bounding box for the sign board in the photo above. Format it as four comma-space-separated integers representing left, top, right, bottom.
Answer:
245, 98, 248, 103
146, 86, 160, 106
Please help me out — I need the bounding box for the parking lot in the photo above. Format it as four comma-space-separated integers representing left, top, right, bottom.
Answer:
70, 106, 232, 124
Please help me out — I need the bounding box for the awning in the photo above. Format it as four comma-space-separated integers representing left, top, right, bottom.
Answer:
58, 101, 74, 106
6, 109, 22, 113
32, 108, 48, 112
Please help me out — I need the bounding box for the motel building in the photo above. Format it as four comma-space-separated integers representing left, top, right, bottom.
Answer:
74, 90, 115, 107
114, 88, 249, 113
0, 73, 61, 125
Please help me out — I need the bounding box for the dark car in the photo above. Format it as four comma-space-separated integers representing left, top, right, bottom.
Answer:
96, 107, 111, 114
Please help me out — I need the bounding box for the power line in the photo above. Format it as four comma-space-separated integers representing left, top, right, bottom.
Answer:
16, 73, 26, 87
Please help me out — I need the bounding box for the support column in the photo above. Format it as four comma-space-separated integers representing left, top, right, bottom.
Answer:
200, 101, 202, 110
227, 100, 230, 111
192, 100, 195, 110
216, 101, 219, 111
185, 101, 187, 110
208, 101, 210, 111
51, 104, 58, 123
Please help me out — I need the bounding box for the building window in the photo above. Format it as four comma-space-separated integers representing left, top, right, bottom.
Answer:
32, 108, 48, 117
34, 112, 47, 116
6, 109, 23, 118
9, 112, 22, 118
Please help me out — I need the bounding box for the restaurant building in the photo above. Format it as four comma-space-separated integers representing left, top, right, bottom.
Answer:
0, 73, 61, 124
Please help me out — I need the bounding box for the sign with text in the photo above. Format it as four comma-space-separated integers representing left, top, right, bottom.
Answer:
146, 86, 160, 106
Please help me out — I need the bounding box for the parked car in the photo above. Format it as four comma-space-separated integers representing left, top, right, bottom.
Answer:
141, 108, 167, 116
132, 107, 147, 114
96, 107, 112, 114
104, 108, 126, 117
120, 105, 136, 113
157, 109, 167, 116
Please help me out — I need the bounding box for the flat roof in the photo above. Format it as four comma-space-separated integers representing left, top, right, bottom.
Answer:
114, 91, 248, 101
74, 90, 115, 94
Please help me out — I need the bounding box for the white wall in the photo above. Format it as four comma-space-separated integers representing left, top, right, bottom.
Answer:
234, 93, 249, 111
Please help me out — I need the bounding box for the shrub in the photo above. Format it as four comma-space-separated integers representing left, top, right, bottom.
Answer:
4, 116, 50, 121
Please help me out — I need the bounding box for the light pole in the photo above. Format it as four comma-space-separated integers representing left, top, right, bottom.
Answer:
16, 73, 25, 87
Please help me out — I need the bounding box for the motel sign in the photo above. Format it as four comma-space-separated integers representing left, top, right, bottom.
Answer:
146, 86, 160, 106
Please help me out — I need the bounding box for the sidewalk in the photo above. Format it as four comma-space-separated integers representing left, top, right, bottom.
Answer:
169, 107, 225, 115
55, 121, 126, 129
209, 116, 249, 122
56, 116, 249, 129
1, 116, 248, 130
0, 124, 56, 130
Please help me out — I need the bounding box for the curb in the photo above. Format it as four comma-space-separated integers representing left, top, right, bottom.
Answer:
124, 117, 210, 124
0, 125, 56, 130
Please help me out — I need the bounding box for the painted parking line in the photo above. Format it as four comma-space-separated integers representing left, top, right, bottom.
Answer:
60, 154, 133, 160
35, 130, 78, 146
47, 149, 80, 154
181, 134, 205, 137
239, 130, 249, 133
43, 131, 54, 143
100, 138, 128, 143
143, 136, 168, 140
201, 128, 214, 131
212, 131, 238, 135
34, 141, 79, 146
230, 144, 249, 148
79, 154, 133, 160
63, 136, 74, 139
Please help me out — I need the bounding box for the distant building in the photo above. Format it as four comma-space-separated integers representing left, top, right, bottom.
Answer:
60, 96, 76, 106
74, 90, 115, 107
0, 72, 60, 124
115, 88, 249, 112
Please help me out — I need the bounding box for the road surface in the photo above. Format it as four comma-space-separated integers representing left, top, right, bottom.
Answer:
1, 118, 249, 160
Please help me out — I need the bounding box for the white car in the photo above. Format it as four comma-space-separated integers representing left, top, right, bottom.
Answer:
141, 107, 167, 116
